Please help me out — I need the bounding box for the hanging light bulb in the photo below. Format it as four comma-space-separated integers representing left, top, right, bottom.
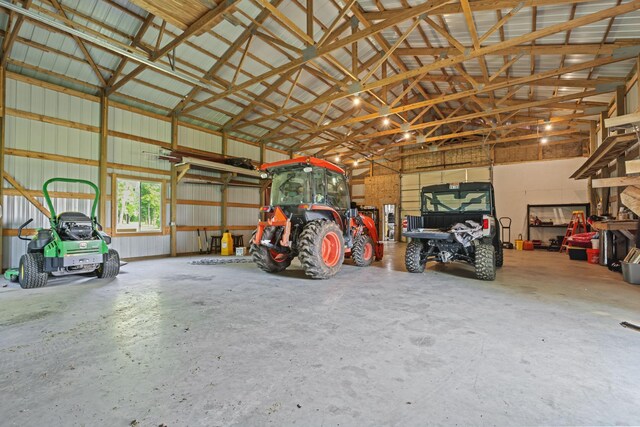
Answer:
354, 159, 359, 166
545, 124, 552, 131
541, 137, 548, 144
404, 132, 411, 140
335, 155, 340, 162
382, 117, 390, 126
353, 96, 361, 106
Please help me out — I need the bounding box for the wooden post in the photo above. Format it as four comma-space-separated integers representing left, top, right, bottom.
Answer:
588, 121, 598, 214
170, 114, 178, 256
637, 54, 640, 112
599, 111, 610, 213
99, 92, 108, 224
221, 132, 228, 232
306, 0, 313, 39
615, 85, 626, 209
0, 66, 5, 272
259, 142, 266, 205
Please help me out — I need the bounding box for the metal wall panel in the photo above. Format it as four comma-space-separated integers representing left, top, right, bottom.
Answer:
110, 235, 170, 258
227, 187, 259, 205
351, 184, 365, 198
6, 79, 99, 126
108, 106, 171, 143
265, 149, 289, 163
108, 136, 170, 171
177, 183, 222, 202
177, 125, 222, 153
226, 138, 261, 161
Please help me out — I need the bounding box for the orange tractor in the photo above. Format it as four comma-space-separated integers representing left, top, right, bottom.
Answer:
251, 157, 383, 279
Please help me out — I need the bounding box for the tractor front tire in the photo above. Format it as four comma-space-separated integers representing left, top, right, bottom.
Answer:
96, 249, 120, 279
475, 243, 496, 281
405, 239, 426, 273
298, 220, 345, 279
18, 253, 48, 289
352, 234, 375, 267
495, 243, 504, 268
250, 230, 292, 273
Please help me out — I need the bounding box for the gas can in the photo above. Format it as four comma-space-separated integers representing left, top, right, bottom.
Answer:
515, 234, 524, 251
221, 231, 234, 256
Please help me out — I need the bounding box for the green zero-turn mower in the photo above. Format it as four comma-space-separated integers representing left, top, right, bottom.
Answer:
3, 178, 120, 288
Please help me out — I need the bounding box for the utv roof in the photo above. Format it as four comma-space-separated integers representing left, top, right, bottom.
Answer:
260, 156, 345, 175
421, 182, 494, 193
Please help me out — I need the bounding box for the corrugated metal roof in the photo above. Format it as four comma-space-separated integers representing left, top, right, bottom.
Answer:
3, 0, 640, 157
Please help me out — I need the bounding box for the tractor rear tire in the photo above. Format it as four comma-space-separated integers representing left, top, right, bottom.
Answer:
250, 230, 292, 273
405, 239, 426, 273
298, 220, 345, 279
96, 249, 120, 279
495, 243, 504, 268
352, 234, 375, 267
475, 243, 496, 281
18, 253, 48, 289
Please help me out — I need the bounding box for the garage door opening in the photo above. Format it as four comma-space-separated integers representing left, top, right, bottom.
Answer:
383, 204, 396, 241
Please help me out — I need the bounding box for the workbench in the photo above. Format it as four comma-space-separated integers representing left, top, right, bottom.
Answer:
591, 220, 638, 263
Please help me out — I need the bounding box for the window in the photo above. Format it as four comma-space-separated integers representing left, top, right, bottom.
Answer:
116, 178, 163, 233
325, 171, 349, 210
422, 190, 490, 213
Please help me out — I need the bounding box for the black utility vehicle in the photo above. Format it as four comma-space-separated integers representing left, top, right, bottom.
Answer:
403, 182, 502, 280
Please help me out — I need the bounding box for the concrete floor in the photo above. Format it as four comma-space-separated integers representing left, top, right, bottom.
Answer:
1, 244, 640, 426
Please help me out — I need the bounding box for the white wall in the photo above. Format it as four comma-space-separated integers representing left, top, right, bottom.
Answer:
493, 158, 588, 240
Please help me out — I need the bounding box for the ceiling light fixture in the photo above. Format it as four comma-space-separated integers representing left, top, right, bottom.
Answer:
354, 159, 359, 166
541, 137, 548, 144
335, 155, 340, 162
545, 124, 552, 131
404, 132, 411, 140
353, 97, 361, 106
383, 117, 390, 126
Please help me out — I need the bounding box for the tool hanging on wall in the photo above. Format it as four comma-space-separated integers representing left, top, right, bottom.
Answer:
196, 228, 204, 254
203, 228, 209, 253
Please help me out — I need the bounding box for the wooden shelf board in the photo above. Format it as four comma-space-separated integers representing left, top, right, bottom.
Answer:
571, 132, 638, 179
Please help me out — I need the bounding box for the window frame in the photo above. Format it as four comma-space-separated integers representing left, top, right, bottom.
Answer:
111, 173, 167, 237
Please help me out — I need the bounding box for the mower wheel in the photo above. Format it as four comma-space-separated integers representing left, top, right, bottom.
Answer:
298, 220, 345, 279
250, 230, 292, 273
18, 253, 48, 289
475, 243, 496, 281
352, 234, 375, 267
405, 239, 426, 273
96, 249, 120, 279
495, 242, 504, 268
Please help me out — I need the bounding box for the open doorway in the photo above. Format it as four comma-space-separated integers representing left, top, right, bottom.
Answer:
383, 204, 396, 241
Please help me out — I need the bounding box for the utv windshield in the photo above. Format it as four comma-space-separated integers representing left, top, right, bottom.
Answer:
422, 189, 491, 213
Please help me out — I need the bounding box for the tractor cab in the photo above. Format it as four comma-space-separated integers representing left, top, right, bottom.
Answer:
252, 157, 383, 280
263, 159, 351, 229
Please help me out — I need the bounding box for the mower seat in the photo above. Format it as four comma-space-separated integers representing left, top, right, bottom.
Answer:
58, 212, 92, 222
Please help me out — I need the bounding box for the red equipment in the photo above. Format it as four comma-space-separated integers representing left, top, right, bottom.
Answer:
251, 157, 383, 279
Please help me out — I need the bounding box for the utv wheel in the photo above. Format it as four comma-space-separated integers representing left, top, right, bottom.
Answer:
405, 239, 426, 273
352, 234, 375, 267
18, 253, 48, 289
250, 229, 292, 273
495, 242, 504, 268
475, 243, 496, 281
96, 249, 120, 279
298, 220, 345, 279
